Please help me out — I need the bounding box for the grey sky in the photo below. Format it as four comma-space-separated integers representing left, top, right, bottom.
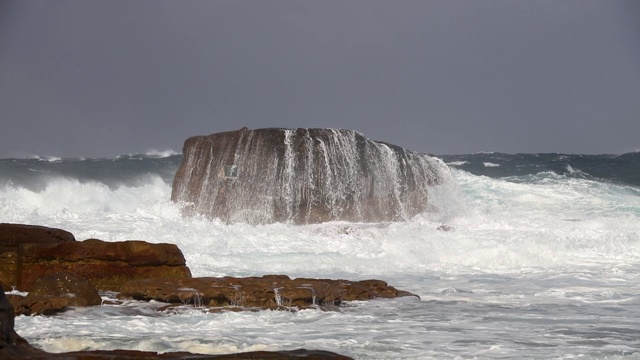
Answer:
1, 0, 639, 158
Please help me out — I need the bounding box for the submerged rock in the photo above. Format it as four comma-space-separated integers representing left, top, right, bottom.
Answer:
172, 127, 447, 224
118, 275, 419, 310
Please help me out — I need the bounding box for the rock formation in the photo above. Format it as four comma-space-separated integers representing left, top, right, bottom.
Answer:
172, 128, 447, 224
0, 224, 191, 292
118, 275, 418, 310
12, 272, 102, 316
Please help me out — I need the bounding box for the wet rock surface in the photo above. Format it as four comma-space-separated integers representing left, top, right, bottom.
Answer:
0, 223, 75, 289
20, 238, 192, 291
118, 275, 419, 310
0, 223, 191, 292
172, 127, 444, 224
13, 272, 102, 316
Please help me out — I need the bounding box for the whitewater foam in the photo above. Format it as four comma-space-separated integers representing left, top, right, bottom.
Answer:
144, 149, 180, 158
446, 160, 468, 166
2, 167, 637, 276
26, 155, 63, 162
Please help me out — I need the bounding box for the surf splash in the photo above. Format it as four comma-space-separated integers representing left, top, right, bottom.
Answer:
171, 128, 450, 224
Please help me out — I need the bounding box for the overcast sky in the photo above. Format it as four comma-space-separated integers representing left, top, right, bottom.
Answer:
1, 0, 639, 158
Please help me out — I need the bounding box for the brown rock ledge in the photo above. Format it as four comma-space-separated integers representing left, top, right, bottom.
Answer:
118, 275, 419, 310
0, 223, 413, 359
0, 223, 192, 292
13, 272, 102, 316
0, 223, 75, 289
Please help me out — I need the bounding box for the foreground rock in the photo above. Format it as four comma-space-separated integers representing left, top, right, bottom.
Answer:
0, 285, 48, 359
118, 275, 418, 309
0, 224, 191, 291
172, 127, 446, 224
1, 286, 352, 360
20, 239, 192, 291
12, 272, 102, 316
0, 223, 75, 289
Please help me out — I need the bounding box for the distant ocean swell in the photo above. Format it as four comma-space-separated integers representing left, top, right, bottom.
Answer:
439, 151, 640, 187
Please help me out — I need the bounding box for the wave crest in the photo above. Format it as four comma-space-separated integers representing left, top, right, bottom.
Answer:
144, 149, 180, 158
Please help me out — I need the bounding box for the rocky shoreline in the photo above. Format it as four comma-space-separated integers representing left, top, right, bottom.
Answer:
0, 290, 352, 359
1, 223, 417, 359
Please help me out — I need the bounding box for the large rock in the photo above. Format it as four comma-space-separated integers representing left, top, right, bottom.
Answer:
0, 223, 75, 290
118, 275, 418, 309
0, 285, 352, 359
14, 272, 102, 316
172, 128, 447, 224
19, 239, 192, 291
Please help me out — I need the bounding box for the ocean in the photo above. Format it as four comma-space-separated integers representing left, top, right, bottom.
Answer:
1, 151, 639, 359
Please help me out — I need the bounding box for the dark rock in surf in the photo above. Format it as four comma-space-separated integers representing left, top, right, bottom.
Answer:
172, 128, 446, 224
0, 286, 353, 360
118, 275, 419, 310
14, 272, 102, 316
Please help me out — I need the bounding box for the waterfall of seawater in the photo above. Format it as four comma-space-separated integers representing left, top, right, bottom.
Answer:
172, 128, 450, 224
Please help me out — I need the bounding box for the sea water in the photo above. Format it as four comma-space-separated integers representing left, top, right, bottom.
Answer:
2, 152, 639, 359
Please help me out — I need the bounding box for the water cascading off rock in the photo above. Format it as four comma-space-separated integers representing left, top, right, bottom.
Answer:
171, 128, 447, 224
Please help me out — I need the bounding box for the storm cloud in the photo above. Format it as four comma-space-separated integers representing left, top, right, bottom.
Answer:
1, 0, 639, 157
